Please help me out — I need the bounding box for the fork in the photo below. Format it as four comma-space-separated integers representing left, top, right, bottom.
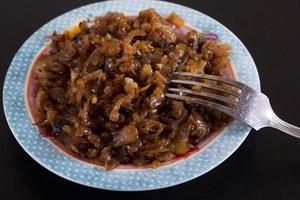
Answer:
166, 72, 300, 138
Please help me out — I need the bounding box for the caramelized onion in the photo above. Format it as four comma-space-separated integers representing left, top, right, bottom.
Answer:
32, 9, 232, 169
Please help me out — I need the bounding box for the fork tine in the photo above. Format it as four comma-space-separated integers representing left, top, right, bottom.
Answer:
170, 79, 241, 97
173, 72, 246, 89
166, 93, 235, 116
168, 87, 238, 105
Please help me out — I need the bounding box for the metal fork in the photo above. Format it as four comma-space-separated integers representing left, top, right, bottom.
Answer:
166, 72, 300, 138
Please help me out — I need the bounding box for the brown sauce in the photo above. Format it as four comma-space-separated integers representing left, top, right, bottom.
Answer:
26, 9, 236, 169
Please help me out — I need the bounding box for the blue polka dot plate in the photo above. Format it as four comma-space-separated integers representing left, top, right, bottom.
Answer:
3, 0, 260, 191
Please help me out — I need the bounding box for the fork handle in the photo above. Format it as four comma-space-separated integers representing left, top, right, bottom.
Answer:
269, 114, 300, 138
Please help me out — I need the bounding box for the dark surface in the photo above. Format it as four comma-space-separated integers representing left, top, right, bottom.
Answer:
1, 0, 300, 199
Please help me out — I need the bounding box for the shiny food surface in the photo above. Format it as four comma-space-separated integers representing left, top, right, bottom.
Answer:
30, 9, 233, 169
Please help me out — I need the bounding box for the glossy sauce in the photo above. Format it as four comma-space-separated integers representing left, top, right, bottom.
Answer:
26, 24, 236, 169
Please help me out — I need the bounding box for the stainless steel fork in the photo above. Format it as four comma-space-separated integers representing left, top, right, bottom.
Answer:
166, 72, 300, 138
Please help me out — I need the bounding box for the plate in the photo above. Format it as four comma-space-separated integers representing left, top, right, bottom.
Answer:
3, 0, 260, 191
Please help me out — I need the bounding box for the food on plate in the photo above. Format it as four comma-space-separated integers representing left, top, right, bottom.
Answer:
28, 9, 233, 169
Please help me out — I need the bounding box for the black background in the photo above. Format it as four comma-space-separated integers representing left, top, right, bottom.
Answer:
1, 0, 300, 199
